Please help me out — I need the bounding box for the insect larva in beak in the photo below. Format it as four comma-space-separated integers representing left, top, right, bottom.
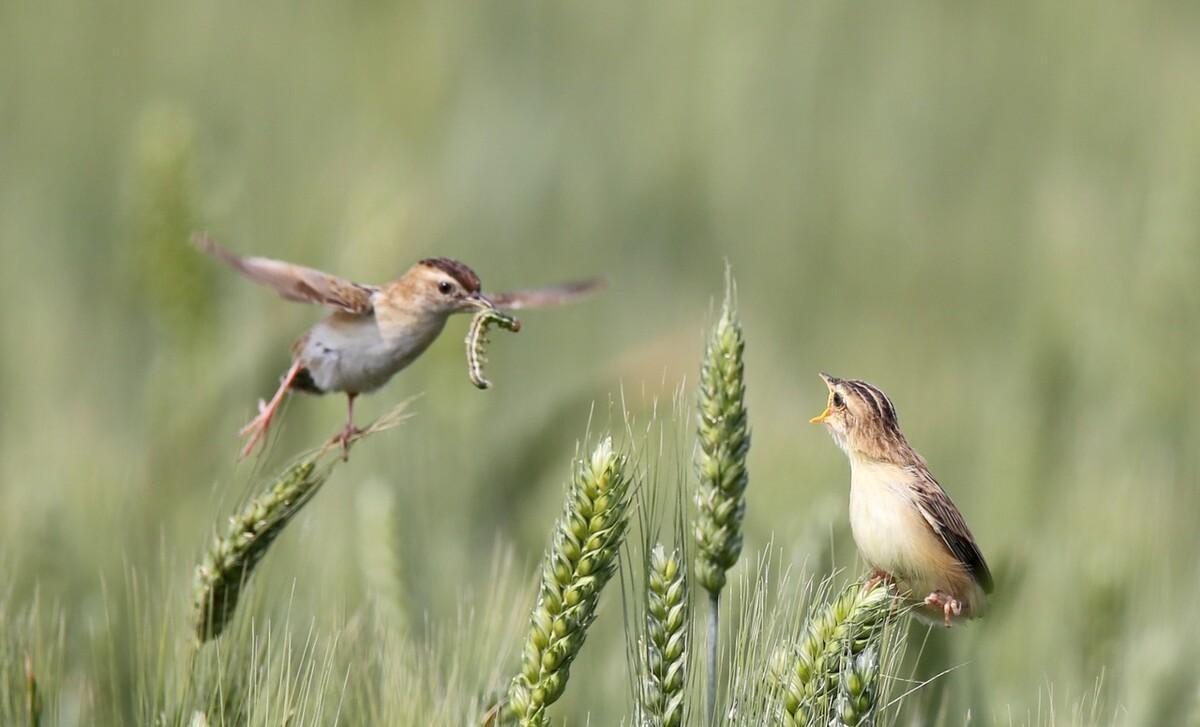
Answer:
466, 308, 521, 389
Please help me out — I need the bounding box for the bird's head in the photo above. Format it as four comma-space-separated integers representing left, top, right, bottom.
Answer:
810, 373, 917, 464
403, 258, 494, 315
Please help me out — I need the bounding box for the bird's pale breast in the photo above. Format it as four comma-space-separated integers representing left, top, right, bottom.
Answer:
848, 459, 980, 613
298, 313, 445, 394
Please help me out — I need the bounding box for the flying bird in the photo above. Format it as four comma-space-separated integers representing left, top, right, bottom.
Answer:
810, 373, 993, 626
193, 233, 601, 458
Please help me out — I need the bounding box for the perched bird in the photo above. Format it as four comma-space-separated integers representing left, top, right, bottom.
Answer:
809, 374, 992, 626
193, 233, 601, 458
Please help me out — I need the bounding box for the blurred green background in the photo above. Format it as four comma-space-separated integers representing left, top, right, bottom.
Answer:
2, 0, 1199, 724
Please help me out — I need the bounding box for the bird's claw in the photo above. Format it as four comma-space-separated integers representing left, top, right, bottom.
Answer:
236, 361, 305, 460
335, 424, 363, 461
238, 415, 270, 458
924, 591, 962, 627
864, 569, 895, 592
238, 399, 278, 458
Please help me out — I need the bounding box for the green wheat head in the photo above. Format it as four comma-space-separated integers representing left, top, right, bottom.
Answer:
192, 403, 410, 643
506, 437, 634, 727
771, 580, 897, 727
192, 457, 329, 643
641, 544, 689, 727
693, 280, 750, 596
830, 646, 879, 727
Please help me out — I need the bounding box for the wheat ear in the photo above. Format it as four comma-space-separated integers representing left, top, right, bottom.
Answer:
772, 580, 896, 727
831, 646, 880, 727
192, 457, 327, 642
505, 437, 634, 727
642, 544, 689, 727
192, 402, 411, 642
693, 274, 749, 724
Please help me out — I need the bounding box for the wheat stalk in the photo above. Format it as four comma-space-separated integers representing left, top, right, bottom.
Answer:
505, 437, 634, 727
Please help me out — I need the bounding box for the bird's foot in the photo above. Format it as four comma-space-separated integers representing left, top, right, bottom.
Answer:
864, 569, 895, 592
335, 423, 364, 461
237, 361, 304, 460
924, 591, 963, 628
238, 399, 276, 459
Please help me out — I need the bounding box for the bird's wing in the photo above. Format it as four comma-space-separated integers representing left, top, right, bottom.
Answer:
193, 232, 378, 315
486, 278, 605, 310
907, 466, 994, 593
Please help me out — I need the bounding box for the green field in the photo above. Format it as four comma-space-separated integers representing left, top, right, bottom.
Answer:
2, 1, 1199, 724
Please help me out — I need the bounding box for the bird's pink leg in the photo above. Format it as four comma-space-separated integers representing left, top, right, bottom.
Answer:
238, 360, 304, 459
335, 392, 361, 461
865, 568, 895, 592
924, 591, 963, 628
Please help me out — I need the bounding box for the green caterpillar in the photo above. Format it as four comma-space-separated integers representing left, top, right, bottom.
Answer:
466, 308, 521, 389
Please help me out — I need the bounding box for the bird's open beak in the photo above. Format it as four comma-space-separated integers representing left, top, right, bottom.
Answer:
810, 372, 836, 424
467, 292, 496, 311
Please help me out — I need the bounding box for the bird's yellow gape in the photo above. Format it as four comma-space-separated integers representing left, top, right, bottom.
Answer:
809, 394, 834, 424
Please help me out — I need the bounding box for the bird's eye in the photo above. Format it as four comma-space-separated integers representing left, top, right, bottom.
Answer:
437, 281, 454, 295
832, 392, 844, 408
